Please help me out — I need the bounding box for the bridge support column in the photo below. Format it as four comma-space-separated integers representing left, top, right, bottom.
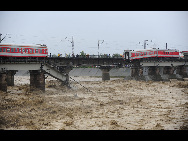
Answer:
128, 66, 143, 80
101, 69, 110, 81
142, 66, 163, 81
58, 63, 73, 86
176, 65, 188, 79
30, 70, 45, 92
99, 66, 112, 81
163, 66, 175, 75
159, 67, 164, 75
61, 73, 70, 86
147, 66, 162, 81
163, 66, 177, 80
0, 72, 7, 92
143, 66, 149, 76
131, 67, 140, 77
6, 70, 17, 86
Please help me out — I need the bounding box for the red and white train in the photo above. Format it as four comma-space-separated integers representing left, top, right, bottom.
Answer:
0, 43, 187, 61
124, 48, 181, 61
0, 43, 48, 58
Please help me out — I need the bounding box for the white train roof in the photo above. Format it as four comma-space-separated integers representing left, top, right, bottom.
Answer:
0, 43, 46, 46
125, 47, 179, 52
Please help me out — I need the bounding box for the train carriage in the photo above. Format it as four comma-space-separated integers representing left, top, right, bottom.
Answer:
124, 48, 180, 61
0, 43, 48, 58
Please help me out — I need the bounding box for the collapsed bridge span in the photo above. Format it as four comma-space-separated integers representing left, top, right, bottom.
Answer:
0, 62, 71, 92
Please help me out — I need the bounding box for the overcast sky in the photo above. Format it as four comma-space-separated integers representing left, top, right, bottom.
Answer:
0, 11, 188, 56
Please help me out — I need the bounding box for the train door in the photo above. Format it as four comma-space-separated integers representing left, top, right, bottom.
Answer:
124, 51, 130, 60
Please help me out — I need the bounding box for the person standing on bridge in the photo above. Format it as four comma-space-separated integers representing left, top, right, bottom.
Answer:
86, 54, 89, 58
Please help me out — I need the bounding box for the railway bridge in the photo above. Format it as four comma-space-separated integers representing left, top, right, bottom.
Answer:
0, 57, 188, 92
129, 59, 188, 81
0, 57, 124, 92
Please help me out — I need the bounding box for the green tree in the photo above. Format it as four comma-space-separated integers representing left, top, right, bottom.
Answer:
80, 51, 86, 58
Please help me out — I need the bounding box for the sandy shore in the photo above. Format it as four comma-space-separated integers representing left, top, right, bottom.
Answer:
0, 76, 188, 130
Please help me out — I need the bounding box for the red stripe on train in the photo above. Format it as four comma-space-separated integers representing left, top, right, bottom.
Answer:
0, 55, 47, 57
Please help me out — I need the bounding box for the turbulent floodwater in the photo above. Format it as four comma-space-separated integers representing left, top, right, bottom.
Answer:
0, 76, 188, 130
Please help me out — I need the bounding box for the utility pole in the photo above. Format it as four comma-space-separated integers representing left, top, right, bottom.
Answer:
98, 40, 104, 58
0, 33, 2, 43
144, 40, 148, 49
65, 36, 74, 57
72, 36, 74, 57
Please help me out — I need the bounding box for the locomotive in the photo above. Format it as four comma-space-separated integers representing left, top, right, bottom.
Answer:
0, 43, 48, 59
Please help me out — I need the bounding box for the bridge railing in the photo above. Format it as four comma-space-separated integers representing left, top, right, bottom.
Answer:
48, 54, 123, 59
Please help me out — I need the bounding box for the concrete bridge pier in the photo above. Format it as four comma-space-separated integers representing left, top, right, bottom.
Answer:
60, 73, 70, 86
163, 66, 174, 75
163, 66, 181, 80
6, 70, 17, 86
141, 66, 162, 81
29, 70, 45, 92
99, 66, 112, 81
159, 67, 164, 75
176, 65, 188, 78
128, 66, 143, 80
0, 72, 7, 92
101, 69, 110, 81
143, 66, 149, 76
147, 66, 162, 81
58, 63, 73, 86
131, 67, 140, 77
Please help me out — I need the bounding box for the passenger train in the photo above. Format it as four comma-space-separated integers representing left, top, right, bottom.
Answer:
0, 43, 48, 58
0, 43, 186, 61
124, 48, 181, 61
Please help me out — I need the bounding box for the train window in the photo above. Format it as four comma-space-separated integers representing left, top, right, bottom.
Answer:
36, 49, 38, 53
7, 48, 10, 52
3, 48, 6, 52
23, 49, 25, 52
19, 49, 21, 52
30, 49, 32, 53
0, 48, 2, 52
15, 48, 17, 52
11, 48, 14, 52
40, 49, 42, 53
144, 52, 147, 55
26, 49, 28, 53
